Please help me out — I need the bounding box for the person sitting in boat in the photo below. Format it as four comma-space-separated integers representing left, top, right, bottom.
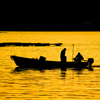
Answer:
60, 48, 66, 62
73, 52, 84, 62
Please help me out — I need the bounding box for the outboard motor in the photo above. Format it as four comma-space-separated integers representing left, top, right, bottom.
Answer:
88, 58, 94, 64
88, 58, 94, 70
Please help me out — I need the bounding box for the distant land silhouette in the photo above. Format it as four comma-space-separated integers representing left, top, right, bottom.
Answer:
0, 13, 100, 31
0, 42, 62, 47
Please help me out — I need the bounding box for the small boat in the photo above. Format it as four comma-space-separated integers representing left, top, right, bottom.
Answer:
11, 55, 94, 70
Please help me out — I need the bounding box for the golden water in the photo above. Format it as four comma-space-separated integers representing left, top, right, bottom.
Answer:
0, 31, 100, 99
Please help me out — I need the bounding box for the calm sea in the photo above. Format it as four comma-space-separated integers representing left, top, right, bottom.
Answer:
0, 31, 100, 100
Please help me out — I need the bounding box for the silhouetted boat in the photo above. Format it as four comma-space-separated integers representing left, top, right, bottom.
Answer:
11, 55, 94, 70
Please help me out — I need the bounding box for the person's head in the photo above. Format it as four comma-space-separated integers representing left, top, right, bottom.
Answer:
64, 48, 66, 51
78, 52, 80, 55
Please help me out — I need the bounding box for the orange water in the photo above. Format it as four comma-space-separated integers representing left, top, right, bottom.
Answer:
0, 31, 100, 100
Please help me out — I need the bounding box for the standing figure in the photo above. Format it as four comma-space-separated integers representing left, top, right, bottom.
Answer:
60, 48, 66, 62
74, 52, 84, 62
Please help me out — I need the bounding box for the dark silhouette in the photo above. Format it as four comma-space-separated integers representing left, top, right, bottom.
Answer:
60, 48, 66, 62
39, 56, 46, 61
73, 52, 84, 62
11, 55, 94, 71
1, 13, 100, 31
88, 58, 94, 71
61, 71, 66, 79
0, 42, 62, 47
60, 48, 67, 71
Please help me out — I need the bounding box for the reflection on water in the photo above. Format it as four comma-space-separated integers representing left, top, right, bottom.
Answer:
0, 31, 100, 99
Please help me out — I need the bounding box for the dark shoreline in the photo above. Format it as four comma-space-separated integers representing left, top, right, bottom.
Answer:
1, 26, 100, 31
0, 42, 62, 47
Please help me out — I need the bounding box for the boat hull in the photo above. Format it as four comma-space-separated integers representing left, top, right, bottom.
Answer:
11, 55, 89, 70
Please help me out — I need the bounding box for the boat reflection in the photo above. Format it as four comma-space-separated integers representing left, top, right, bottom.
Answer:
12, 65, 93, 75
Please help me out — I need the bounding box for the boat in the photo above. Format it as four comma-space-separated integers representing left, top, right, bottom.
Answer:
11, 55, 94, 70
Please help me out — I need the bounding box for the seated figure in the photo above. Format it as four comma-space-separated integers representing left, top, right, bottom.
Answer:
73, 52, 84, 62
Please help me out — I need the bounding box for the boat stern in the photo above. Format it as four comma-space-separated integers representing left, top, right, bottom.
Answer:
87, 58, 94, 68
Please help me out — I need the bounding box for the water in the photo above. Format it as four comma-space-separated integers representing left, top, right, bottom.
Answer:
0, 31, 100, 99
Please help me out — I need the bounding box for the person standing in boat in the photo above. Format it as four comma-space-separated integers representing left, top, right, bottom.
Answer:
60, 48, 67, 62
74, 52, 84, 62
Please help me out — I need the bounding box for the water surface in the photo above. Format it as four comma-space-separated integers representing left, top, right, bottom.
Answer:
0, 31, 100, 100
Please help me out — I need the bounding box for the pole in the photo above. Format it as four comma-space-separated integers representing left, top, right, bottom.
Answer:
72, 44, 74, 61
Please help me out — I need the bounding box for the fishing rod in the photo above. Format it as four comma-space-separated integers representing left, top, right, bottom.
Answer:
72, 44, 74, 61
